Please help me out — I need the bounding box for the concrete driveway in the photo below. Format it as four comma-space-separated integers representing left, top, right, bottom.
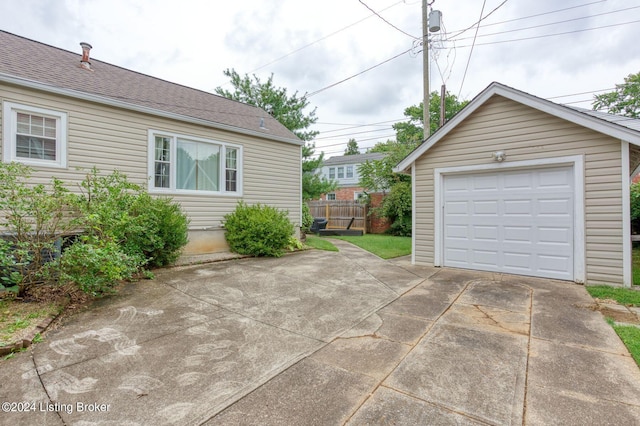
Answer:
1, 240, 640, 425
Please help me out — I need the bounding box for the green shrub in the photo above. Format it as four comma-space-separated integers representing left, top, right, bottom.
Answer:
74, 169, 188, 268
127, 194, 189, 267
0, 162, 78, 295
57, 237, 141, 296
302, 202, 314, 233
224, 202, 294, 257
379, 181, 412, 237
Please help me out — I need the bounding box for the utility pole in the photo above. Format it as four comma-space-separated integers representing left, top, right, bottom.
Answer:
422, 3, 441, 139
422, 0, 430, 138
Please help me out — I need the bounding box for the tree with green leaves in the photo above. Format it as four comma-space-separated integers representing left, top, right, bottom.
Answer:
593, 72, 640, 118
215, 68, 335, 200
344, 138, 360, 155
359, 91, 468, 235
393, 90, 469, 143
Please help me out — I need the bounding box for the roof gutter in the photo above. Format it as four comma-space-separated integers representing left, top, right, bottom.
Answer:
0, 73, 303, 146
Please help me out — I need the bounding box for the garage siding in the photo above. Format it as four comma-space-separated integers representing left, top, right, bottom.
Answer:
414, 95, 623, 285
0, 84, 302, 229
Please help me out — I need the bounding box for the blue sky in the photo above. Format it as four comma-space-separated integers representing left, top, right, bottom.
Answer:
1, 0, 638, 156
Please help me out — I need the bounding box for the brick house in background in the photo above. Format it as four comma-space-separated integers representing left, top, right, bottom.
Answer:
318, 152, 386, 201
316, 152, 390, 233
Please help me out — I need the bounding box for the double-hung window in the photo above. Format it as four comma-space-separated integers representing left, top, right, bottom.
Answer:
2, 102, 67, 168
337, 167, 344, 179
149, 130, 241, 194
328, 167, 335, 179
346, 165, 354, 178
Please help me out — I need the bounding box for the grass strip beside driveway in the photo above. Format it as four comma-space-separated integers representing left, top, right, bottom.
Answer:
328, 234, 411, 259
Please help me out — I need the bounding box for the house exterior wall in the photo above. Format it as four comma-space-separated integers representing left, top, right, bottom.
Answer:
321, 186, 367, 201
413, 95, 624, 285
0, 83, 302, 254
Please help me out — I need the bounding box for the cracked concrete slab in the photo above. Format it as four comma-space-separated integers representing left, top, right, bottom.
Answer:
346, 386, 486, 425
528, 338, 640, 407
385, 323, 528, 425
37, 314, 321, 425
310, 336, 411, 380
3, 244, 640, 425
206, 358, 377, 425
340, 312, 433, 345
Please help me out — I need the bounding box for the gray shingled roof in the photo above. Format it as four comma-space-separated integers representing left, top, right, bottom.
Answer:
0, 31, 301, 144
566, 105, 640, 133
324, 152, 386, 166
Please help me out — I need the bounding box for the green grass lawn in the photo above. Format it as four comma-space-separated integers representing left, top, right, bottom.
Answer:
586, 285, 640, 367
304, 236, 338, 252
634, 246, 640, 285
586, 285, 640, 306
328, 234, 411, 259
613, 324, 640, 366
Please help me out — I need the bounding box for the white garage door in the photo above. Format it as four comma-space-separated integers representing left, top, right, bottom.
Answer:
443, 166, 574, 280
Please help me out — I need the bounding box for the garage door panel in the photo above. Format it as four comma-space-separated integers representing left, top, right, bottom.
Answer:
503, 226, 532, 243
538, 169, 572, 188
503, 172, 533, 190
472, 250, 499, 267
504, 199, 533, 216
472, 174, 499, 191
474, 225, 499, 241
473, 200, 499, 215
538, 227, 571, 245
443, 166, 574, 281
537, 198, 572, 216
503, 252, 533, 271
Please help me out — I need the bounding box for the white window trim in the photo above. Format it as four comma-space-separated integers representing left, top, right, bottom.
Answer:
2, 101, 68, 168
432, 155, 585, 284
147, 129, 242, 196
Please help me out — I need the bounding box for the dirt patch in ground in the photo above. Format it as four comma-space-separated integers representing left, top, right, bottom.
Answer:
590, 298, 640, 324
1, 283, 94, 352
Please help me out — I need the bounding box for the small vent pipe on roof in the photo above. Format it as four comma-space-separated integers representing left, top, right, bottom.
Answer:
80, 42, 92, 70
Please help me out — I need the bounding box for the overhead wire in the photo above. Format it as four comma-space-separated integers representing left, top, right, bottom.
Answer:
358, 0, 418, 39
446, 0, 606, 37
443, 19, 640, 49
457, 0, 486, 98
247, 1, 406, 75
447, 5, 640, 43
307, 48, 412, 97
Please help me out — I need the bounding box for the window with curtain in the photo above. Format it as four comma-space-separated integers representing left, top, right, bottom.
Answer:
149, 131, 240, 194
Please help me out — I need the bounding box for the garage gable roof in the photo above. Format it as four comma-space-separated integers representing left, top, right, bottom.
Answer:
395, 82, 640, 172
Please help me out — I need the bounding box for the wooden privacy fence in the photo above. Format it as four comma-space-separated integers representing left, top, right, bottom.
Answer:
307, 200, 368, 232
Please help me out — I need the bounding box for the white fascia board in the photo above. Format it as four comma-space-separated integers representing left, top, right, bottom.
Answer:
0, 73, 303, 147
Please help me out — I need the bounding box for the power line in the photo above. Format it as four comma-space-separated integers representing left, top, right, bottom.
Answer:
307, 48, 412, 97
448, 5, 640, 43
438, 19, 640, 49
358, 0, 418, 39
446, 0, 606, 38
247, 1, 406, 75
457, 0, 486, 99
446, 0, 510, 40
315, 127, 397, 140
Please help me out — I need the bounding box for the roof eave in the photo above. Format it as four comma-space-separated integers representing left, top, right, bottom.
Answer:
0, 73, 303, 146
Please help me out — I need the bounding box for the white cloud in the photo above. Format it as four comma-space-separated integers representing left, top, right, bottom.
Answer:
1, 0, 638, 156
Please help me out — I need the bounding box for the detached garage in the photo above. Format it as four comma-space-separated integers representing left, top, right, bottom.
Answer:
395, 82, 640, 287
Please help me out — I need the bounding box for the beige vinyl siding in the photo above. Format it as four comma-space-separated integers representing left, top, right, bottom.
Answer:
414, 95, 624, 285
0, 83, 301, 229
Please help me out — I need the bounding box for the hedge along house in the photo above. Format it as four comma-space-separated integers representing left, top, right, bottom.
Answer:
0, 31, 303, 254
395, 82, 640, 287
